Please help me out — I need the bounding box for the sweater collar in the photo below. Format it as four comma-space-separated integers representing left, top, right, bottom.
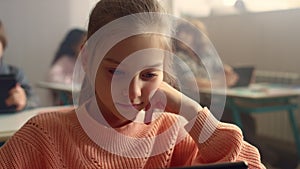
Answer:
75, 98, 180, 158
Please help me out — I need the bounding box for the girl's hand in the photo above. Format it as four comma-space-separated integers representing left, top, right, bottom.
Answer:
148, 82, 202, 121
224, 64, 239, 87
6, 84, 27, 111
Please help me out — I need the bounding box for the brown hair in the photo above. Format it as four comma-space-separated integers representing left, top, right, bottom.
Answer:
0, 20, 7, 50
87, 0, 166, 39
87, 0, 178, 87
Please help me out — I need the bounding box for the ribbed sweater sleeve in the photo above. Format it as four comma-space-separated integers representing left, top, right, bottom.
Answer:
186, 107, 265, 169
0, 111, 106, 169
0, 115, 61, 168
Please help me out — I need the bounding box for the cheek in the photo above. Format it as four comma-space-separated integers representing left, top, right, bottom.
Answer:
144, 74, 163, 97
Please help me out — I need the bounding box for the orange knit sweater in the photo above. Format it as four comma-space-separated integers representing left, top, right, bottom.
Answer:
0, 107, 265, 169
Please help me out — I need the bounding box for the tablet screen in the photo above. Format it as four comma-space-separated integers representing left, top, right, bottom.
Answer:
0, 74, 17, 113
231, 66, 255, 88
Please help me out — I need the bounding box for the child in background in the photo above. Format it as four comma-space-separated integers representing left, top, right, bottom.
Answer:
47, 28, 86, 105
0, 20, 36, 111
0, 0, 265, 168
47, 28, 87, 84
174, 19, 239, 89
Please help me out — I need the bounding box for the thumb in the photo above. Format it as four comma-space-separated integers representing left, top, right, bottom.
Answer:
148, 89, 167, 111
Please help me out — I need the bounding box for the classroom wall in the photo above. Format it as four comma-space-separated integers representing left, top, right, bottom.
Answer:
0, 0, 94, 106
199, 8, 300, 74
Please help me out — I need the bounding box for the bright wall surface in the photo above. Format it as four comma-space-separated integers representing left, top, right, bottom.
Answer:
0, 0, 94, 106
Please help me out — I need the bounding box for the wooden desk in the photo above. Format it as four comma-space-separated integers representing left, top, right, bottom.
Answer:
36, 81, 81, 93
203, 83, 300, 159
0, 106, 74, 142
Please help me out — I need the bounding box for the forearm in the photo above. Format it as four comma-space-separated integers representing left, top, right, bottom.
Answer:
186, 108, 242, 162
185, 108, 265, 168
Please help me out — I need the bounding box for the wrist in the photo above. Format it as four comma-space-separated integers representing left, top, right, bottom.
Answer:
178, 94, 203, 121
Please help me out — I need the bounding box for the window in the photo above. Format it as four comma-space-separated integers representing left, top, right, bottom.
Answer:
173, 0, 300, 17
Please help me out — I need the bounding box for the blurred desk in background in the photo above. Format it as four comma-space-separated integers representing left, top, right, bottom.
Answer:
36, 81, 80, 105
36, 81, 81, 92
0, 105, 74, 142
225, 83, 300, 99
200, 83, 300, 159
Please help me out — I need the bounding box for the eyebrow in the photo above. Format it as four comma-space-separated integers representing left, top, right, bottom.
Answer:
143, 63, 163, 69
103, 58, 120, 65
103, 58, 163, 68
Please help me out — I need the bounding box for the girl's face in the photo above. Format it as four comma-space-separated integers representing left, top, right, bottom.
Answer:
95, 36, 165, 127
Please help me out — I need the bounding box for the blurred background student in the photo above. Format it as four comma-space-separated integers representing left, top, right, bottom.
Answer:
47, 28, 87, 84
0, 20, 36, 111
47, 28, 86, 105
174, 19, 239, 89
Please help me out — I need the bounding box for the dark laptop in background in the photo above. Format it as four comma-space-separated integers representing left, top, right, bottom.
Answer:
231, 66, 255, 88
172, 161, 248, 169
0, 74, 17, 113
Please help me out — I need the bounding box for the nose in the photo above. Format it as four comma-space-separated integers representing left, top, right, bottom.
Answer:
128, 75, 142, 101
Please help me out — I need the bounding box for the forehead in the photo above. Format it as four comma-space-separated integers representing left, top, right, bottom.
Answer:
103, 35, 165, 63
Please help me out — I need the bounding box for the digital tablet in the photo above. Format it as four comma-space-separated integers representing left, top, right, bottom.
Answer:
231, 66, 255, 88
0, 74, 17, 113
172, 161, 248, 169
